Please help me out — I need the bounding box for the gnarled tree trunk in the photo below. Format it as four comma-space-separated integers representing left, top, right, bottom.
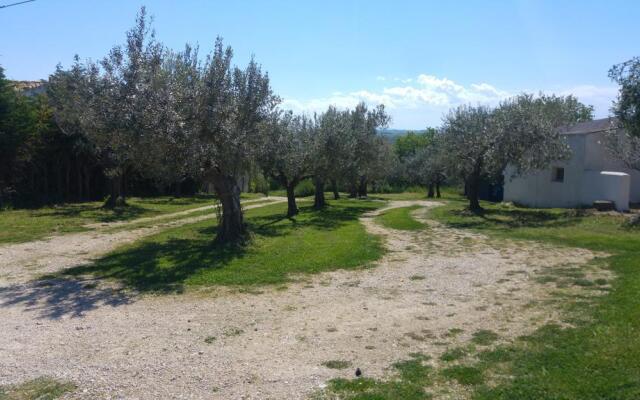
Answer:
286, 181, 299, 217
211, 171, 246, 243
103, 173, 124, 208
466, 165, 482, 211
436, 182, 441, 198
313, 177, 325, 209
427, 183, 435, 198
357, 176, 368, 198
331, 179, 340, 200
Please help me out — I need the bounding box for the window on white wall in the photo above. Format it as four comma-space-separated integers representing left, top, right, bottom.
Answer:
552, 167, 565, 182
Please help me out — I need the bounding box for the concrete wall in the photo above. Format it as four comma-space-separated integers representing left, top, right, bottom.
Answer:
503, 133, 632, 210
503, 135, 585, 208
580, 171, 630, 211
583, 132, 640, 202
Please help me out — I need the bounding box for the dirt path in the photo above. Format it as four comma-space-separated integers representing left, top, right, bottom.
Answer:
0, 201, 608, 399
0, 197, 286, 285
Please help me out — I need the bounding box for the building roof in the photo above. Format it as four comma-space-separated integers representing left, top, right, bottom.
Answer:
558, 117, 617, 135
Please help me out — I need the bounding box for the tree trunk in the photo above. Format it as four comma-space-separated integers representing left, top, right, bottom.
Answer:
76, 158, 83, 201
427, 183, 435, 198
56, 160, 63, 202
331, 179, 340, 200
211, 172, 246, 243
358, 176, 368, 198
313, 177, 326, 209
121, 167, 127, 204
436, 182, 441, 198
467, 170, 482, 211
65, 158, 71, 202
42, 162, 49, 204
286, 182, 298, 217
103, 174, 123, 208
84, 166, 92, 201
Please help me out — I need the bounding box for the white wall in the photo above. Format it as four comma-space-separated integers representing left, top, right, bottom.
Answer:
581, 171, 630, 211
584, 132, 640, 202
503, 133, 632, 210
503, 135, 585, 208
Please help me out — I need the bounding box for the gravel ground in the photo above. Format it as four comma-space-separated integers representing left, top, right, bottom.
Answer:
0, 200, 608, 399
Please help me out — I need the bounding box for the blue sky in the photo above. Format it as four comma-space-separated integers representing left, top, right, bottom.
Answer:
1, 0, 638, 128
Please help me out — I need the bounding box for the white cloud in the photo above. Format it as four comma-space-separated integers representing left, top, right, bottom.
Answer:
281, 74, 618, 128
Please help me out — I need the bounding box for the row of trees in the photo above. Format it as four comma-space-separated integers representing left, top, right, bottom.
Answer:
0, 67, 111, 208
46, 8, 393, 243
7, 8, 639, 242
391, 94, 593, 210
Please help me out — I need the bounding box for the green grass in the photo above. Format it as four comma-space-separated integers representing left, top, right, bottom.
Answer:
440, 347, 468, 362
376, 206, 426, 231
441, 365, 485, 386
470, 329, 498, 346
322, 360, 352, 370
58, 200, 384, 292
317, 353, 433, 400
0, 377, 75, 400
427, 197, 640, 400
0, 195, 228, 244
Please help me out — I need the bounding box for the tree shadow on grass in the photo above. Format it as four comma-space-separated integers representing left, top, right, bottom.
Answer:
248, 203, 376, 237
23, 202, 377, 298
35, 203, 150, 223
447, 207, 585, 230
59, 237, 249, 294
0, 278, 132, 319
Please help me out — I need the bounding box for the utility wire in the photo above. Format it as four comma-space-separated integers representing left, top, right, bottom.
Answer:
0, 0, 36, 9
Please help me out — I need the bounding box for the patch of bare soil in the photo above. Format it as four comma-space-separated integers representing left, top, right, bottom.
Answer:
0, 197, 285, 285
0, 201, 610, 399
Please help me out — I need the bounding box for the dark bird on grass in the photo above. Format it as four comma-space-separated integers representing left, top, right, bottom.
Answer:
355, 368, 362, 377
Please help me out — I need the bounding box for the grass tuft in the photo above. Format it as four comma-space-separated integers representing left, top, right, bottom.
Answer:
471, 330, 499, 346
441, 365, 484, 386
322, 360, 352, 370
0, 377, 75, 400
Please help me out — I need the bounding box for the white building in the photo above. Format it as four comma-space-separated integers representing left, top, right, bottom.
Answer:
503, 118, 640, 211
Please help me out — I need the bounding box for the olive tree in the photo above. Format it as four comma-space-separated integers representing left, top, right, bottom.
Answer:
610, 57, 640, 137
604, 124, 640, 171
409, 135, 447, 198
311, 106, 348, 208
258, 111, 314, 216
343, 103, 391, 197
442, 94, 579, 210
605, 58, 640, 171
48, 7, 165, 207
195, 39, 279, 242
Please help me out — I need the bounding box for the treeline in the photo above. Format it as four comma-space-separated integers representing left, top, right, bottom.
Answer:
0, 72, 105, 207
35, 8, 396, 243
0, 68, 204, 208
390, 95, 594, 209
1, 7, 599, 243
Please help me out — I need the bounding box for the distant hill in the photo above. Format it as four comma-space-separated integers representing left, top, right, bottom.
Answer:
10, 80, 47, 97
379, 128, 426, 141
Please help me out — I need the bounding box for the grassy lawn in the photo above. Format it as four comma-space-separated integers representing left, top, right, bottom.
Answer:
0, 377, 75, 400
58, 199, 384, 292
426, 199, 640, 399
320, 196, 640, 399
0, 194, 264, 244
375, 205, 426, 230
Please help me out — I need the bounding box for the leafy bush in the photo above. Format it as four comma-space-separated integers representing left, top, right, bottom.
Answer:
294, 179, 315, 197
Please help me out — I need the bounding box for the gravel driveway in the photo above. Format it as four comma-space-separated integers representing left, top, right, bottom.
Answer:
0, 200, 606, 399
